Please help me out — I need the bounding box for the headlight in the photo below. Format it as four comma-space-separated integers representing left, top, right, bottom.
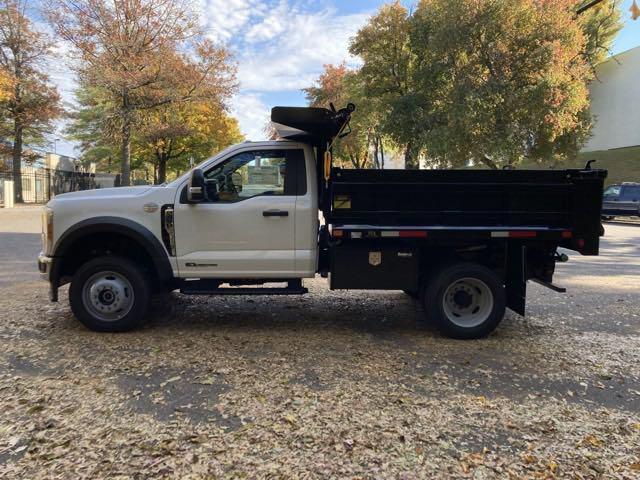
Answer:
42, 207, 54, 255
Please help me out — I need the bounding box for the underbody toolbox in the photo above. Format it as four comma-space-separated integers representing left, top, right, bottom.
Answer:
330, 245, 419, 290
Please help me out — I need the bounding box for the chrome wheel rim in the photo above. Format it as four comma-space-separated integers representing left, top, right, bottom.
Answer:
82, 271, 134, 322
442, 277, 493, 328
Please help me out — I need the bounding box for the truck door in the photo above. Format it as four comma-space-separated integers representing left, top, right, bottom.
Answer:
619, 185, 640, 216
173, 148, 306, 278
602, 185, 623, 215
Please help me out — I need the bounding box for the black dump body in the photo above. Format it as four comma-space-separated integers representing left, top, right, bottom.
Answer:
268, 104, 607, 256
327, 167, 607, 255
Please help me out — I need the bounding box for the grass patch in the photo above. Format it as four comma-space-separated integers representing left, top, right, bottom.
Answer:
517, 146, 640, 186
576, 147, 640, 186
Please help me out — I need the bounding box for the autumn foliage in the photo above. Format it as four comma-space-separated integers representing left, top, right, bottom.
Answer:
0, 0, 626, 184
308, 0, 622, 169
0, 0, 62, 202
47, 0, 238, 185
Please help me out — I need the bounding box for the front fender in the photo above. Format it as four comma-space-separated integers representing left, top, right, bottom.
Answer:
50, 217, 174, 295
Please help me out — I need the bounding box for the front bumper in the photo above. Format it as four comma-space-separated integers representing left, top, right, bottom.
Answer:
37, 252, 53, 279
37, 253, 58, 302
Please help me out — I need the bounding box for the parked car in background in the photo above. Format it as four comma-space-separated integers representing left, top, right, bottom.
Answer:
602, 183, 640, 220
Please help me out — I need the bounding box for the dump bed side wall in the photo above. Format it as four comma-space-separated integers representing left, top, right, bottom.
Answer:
328, 168, 606, 255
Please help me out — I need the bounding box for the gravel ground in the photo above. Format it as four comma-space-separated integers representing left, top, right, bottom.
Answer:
0, 207, 42, 288
0, 208, 638, 478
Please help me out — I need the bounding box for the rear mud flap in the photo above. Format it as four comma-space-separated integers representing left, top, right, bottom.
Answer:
506, 244, 526, 316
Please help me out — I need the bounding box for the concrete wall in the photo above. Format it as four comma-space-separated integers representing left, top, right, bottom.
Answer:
382, 151, 405, 169
583, 47, 640, 152
44, 153, 97, 174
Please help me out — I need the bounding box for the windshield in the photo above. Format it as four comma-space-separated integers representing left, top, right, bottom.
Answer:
165, 144, 242, 188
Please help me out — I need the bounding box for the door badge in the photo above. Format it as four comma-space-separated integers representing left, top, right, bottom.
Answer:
369, 252, 382, 266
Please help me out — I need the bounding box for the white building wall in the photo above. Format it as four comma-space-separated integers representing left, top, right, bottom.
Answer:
45, 153, 78, 172
583, 46, 640, 152
382, 151, 405, 169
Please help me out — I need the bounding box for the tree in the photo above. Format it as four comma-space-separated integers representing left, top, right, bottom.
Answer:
68, 82, 243, 183
348, 0, 622, 170
47, 0, 236, 186
0, 68, 13, 101
65, 85, 120, 172
304, 64, 385, 169
408, 0, 599, 168
349, 2, 420, 169
579, 0, 623, 71
304, 63, 349, 110
0, 0, 61, 202
303, 63, 368, 168
135, 100, 243, 183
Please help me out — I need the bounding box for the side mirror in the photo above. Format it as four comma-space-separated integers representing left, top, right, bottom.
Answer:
187, 169, 206, 203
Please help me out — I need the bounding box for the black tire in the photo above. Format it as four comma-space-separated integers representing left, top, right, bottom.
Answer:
69, 256, 151, 332
421, 262, 506, 340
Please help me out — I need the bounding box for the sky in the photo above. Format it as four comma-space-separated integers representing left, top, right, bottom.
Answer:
36, 0, 640, 157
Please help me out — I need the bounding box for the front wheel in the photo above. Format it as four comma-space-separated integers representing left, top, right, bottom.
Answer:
69, 256, 151, 332
422, 262, 506, 339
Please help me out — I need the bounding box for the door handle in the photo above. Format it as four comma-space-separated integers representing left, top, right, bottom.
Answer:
263, 210, 289, 217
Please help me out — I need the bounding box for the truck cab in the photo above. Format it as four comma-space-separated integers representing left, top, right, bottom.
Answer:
172, 141, 318, 279
38, 139, 319, 319
38, 104, 607, 339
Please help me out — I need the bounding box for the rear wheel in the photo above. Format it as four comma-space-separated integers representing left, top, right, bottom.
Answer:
422, 262, 505, 339
69, 256, 151, 332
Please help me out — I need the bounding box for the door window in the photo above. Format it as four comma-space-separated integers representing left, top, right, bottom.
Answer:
621, 186, 640, 200
200, 149, 305, 203
603, 185, 621, 197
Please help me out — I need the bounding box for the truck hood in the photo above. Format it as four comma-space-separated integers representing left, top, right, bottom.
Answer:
53, 186, 154, 200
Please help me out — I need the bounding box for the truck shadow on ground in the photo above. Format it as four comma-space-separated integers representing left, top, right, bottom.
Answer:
146, 290, 450, 337
3, 284, 637, 433
47, 290, 640, 416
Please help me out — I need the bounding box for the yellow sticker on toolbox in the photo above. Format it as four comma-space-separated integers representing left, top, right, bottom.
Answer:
333, 195, 351, 209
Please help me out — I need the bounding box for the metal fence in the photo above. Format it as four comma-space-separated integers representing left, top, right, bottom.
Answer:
0, 168, 117, 206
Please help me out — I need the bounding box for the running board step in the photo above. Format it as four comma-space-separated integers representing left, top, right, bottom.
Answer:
180, 280, 308, 296
181, 287, 309, 296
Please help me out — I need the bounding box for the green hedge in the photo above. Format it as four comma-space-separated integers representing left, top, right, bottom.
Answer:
576, 147, 640, 186
516, 146, 640, 186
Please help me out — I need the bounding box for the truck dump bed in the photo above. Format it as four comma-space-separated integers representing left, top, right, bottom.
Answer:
327, 168, 607, 255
